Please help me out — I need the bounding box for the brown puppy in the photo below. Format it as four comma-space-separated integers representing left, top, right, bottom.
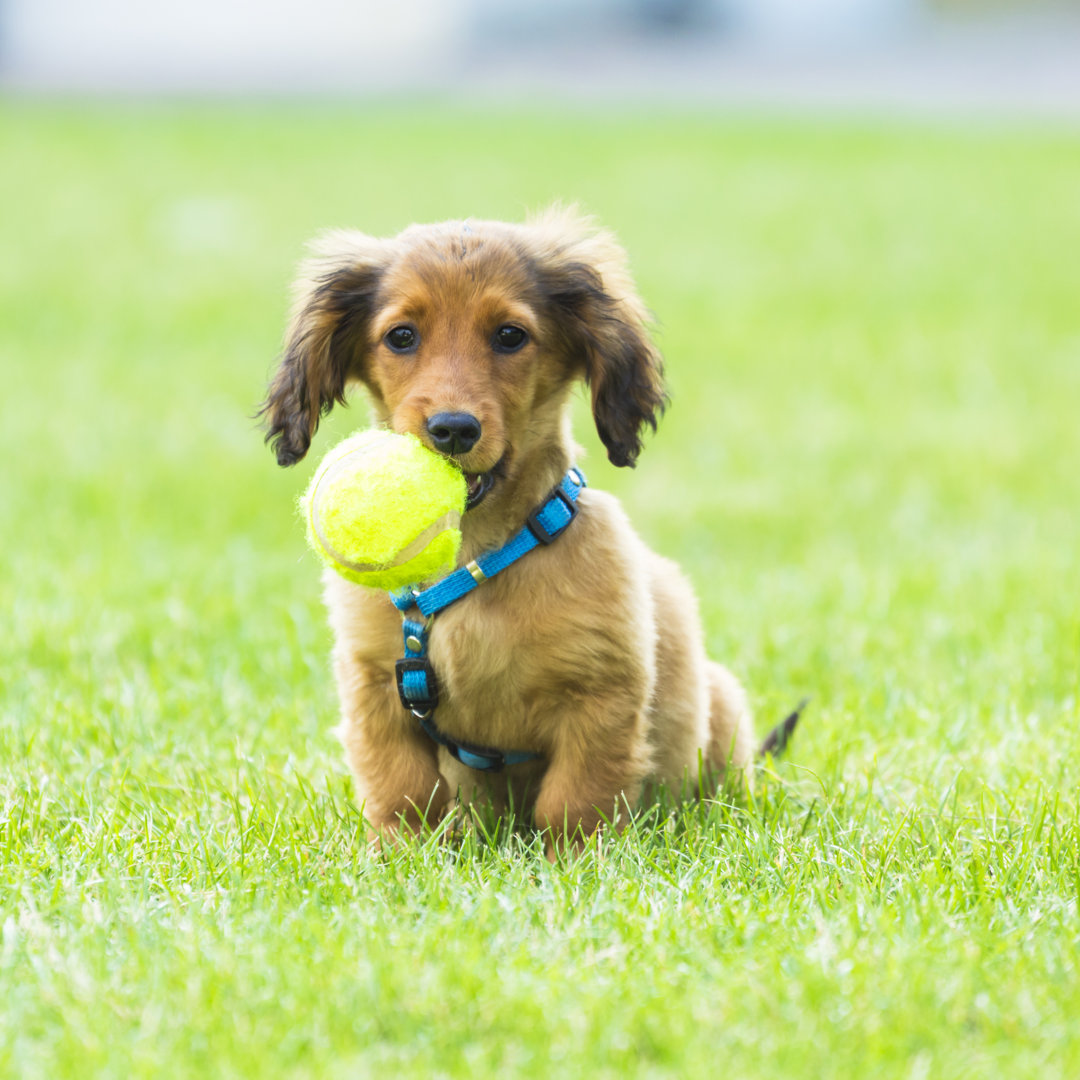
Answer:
262, 208, 754, 852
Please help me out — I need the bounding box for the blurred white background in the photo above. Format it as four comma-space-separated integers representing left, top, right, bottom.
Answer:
1, 0, 1078, 114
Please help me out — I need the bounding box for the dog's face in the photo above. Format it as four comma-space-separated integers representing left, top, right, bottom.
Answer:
261, 210, 666, 510
357, 229, 554, 509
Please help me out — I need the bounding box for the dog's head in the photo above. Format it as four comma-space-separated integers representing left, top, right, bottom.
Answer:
260, 208, 666, 509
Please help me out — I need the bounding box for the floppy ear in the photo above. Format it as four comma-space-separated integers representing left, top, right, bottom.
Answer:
530, 210, 666, 468
260, 231, 387, 466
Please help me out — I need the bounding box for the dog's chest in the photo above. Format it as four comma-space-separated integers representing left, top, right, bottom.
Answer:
429, 589, 541, 713
423, 566, 582, 743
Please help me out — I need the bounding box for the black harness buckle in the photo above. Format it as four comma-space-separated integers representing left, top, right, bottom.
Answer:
395, 657, 439, 714
526, 485, 578, 546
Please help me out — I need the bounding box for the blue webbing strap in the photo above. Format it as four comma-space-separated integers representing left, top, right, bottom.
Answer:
415, 712, 540, 772
390, 467, 586, 772
392, 468, 586, 619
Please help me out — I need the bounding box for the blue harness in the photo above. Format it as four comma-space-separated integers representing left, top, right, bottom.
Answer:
389, 466, 587, 772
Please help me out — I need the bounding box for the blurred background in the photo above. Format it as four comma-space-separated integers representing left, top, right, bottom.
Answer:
2, 0, 1079, 755
2, 0, 1079, 114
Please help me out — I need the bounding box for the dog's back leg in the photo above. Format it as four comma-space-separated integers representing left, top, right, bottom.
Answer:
705, 661, 755, 777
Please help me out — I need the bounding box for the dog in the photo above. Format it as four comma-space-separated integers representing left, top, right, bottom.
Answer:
261, 208, 756, 853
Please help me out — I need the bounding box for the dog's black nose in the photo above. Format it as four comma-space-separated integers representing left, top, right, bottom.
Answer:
426, 412, 482, 456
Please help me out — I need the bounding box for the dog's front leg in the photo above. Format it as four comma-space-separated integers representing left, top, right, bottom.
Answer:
333, 658, 449, 842
532, 699, 651, 860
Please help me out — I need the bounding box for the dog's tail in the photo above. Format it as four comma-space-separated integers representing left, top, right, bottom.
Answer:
757, 697, 809, 758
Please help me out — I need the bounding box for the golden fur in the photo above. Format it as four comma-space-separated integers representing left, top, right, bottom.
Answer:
262, 208, 754, 853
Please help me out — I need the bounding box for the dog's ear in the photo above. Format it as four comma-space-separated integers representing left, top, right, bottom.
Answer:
530, 209, 667, 468
260, 232, 387, 466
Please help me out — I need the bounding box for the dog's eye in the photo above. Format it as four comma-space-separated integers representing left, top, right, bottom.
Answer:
493, 325, 528, 353
385, 326, 418, 353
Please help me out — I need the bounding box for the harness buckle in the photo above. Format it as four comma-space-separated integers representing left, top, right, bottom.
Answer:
526, 485, 578, 546
395, 657, 439, 713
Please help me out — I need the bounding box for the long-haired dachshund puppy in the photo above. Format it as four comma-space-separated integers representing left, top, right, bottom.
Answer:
261, 208, 755, 853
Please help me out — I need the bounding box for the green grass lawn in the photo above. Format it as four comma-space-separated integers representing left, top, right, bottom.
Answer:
2, 102, 1079, 1078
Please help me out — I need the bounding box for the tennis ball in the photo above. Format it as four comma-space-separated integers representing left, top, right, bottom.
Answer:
301, 430, 467, 590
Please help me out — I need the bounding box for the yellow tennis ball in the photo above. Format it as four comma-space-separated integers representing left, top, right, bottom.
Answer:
301, 430, 467, 590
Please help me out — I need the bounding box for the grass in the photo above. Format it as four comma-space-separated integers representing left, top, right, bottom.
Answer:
2, 101, 1079, 1078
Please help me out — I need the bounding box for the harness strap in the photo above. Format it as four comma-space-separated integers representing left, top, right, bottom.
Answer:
415, 711, 541, 773
390, 467, 586, 772
391, 467, 586, 619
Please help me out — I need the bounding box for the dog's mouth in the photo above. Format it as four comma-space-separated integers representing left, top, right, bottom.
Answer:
463, 455, 507, 512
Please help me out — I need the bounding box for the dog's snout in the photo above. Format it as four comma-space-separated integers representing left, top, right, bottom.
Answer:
426, 412, 482, 456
